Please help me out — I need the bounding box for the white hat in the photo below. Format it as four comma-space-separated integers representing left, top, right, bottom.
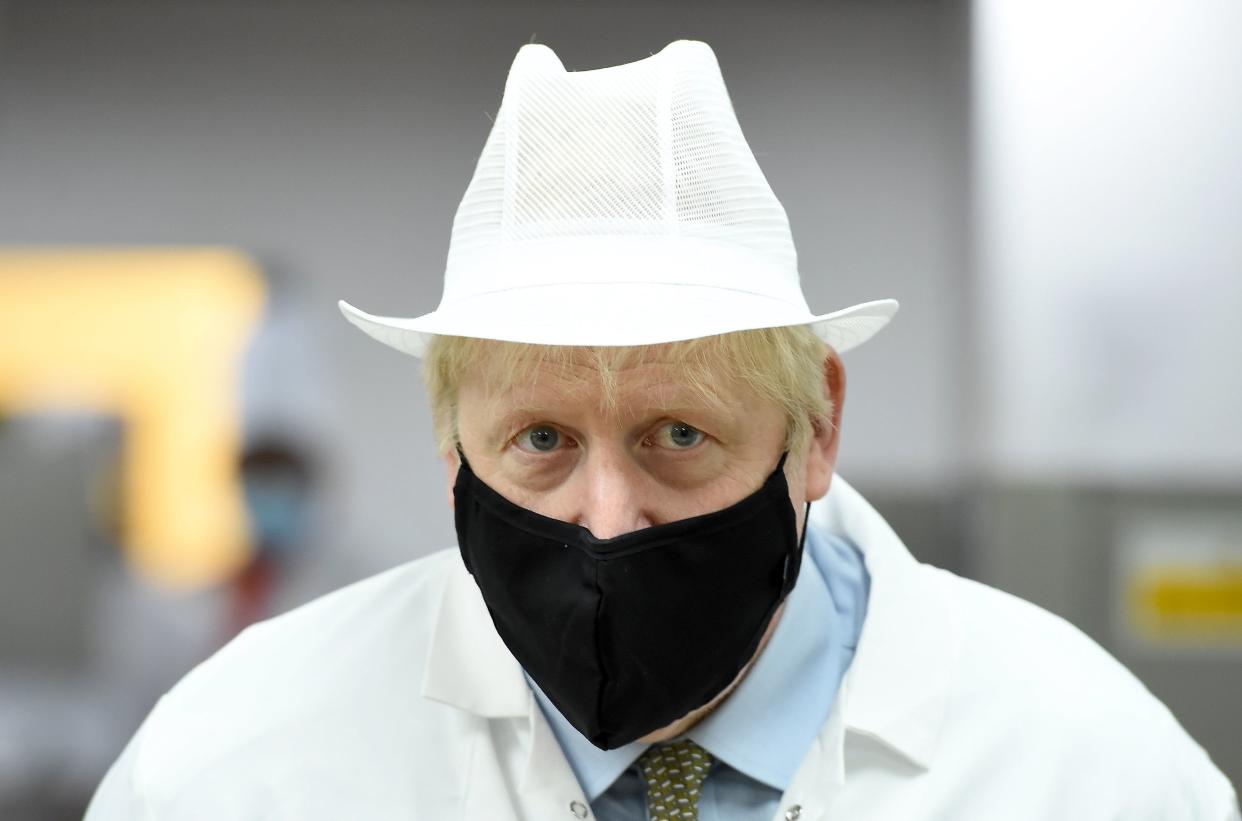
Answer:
339, 40, 897, 357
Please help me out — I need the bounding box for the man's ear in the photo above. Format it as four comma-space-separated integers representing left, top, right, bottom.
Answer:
803, 348, 846, 502
442, 448, 460, 511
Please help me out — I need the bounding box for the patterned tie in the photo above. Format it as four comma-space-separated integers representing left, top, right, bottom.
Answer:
636, 739, 715, 820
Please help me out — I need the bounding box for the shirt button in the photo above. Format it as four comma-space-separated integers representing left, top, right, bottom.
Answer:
569, 800, 589, 818
784, 805, 803, 821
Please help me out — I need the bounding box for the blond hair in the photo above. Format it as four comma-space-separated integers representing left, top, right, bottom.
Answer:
422, 326, 833, 460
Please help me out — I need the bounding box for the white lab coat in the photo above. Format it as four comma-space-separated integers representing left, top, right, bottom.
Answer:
86, 476, 1239, 820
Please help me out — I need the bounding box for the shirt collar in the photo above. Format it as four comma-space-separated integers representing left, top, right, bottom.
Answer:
685, 525, 868, 791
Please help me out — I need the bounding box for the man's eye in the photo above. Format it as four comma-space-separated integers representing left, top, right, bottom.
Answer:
514, 425, 562, 453
653, 422, 704, 450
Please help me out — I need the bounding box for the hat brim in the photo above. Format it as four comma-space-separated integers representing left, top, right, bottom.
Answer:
338, 285, 897, 358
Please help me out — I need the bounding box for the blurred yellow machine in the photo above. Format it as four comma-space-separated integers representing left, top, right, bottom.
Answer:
0, 249, 265, 588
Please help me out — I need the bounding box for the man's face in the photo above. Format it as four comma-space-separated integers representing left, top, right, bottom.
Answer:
445, 343, 844, 739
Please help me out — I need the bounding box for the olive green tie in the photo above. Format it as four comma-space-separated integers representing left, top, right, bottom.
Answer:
636, 739, 715, 821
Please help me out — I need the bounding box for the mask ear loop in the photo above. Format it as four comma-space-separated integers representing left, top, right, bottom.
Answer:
775, 450, 812, 551
777, 442, 813, 592
799, 500, 812, 551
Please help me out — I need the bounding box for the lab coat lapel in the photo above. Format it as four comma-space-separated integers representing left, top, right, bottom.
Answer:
421, 553, 528, 717
808, 476, 961, 780
423, 550, 586, 820
779, 672, 851, 820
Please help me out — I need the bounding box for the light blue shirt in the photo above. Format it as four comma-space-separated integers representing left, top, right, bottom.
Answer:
528, 524, 871, 821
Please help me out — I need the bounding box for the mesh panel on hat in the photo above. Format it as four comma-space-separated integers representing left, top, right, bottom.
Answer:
671, 52, 795, 267
447, 42, 798, 271
450, 105, 507, 254
509, 57, 664, 236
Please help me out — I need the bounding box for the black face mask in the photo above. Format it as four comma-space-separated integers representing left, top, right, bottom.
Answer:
452, 448, 808, 750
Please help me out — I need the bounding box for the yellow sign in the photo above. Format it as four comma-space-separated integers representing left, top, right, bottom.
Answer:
1119, 512, 1242, 647
0, 249, 265, 588
1128, 566, 1242, 639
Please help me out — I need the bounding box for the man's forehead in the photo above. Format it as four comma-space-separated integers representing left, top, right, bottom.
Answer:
494, 379, 728, 414
463, 343, 748, 419
488, 366, 733, 411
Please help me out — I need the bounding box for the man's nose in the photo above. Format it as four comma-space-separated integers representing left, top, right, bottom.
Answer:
572, 452, 654, 540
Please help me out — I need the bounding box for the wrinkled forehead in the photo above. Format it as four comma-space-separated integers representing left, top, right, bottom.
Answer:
462, 339, 751, 420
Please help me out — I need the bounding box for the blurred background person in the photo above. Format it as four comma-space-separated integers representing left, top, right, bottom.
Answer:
225, 437, 318, 641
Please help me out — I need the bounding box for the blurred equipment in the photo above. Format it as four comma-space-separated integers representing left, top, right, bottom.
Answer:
0, 249, 266, 588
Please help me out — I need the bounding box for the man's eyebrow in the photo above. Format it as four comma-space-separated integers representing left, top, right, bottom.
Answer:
482, 403, 541, 431
486, 404, 552, 428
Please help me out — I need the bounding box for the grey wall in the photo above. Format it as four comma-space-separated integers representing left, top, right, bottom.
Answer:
973, 0, 1242, 484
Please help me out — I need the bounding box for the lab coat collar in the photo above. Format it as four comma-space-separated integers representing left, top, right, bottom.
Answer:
421, 554, 529, 718
422, 474, 960, 781
422, 552, 586, 806
811, 476, 960, 772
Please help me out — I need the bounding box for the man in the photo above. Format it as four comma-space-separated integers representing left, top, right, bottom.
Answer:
88, 40, 1238, 820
